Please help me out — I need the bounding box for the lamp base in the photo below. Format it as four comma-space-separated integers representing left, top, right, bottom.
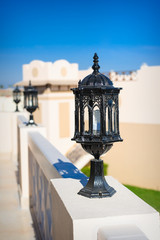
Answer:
26, 114, 37, 126
15, 104, 19, 112
78, 159, 116, 198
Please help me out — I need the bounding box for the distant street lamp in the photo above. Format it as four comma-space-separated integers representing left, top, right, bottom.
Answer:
23, 81, 38, 126
13, 86, 21, 112
72, 53, 123, 198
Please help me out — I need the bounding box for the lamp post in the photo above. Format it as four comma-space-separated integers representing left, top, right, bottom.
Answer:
13, 86, 21, 112
72, 53, 123, 198
23, 81, 38, 126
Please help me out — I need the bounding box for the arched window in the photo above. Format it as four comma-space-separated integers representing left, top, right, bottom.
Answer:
93, 105, 100, 135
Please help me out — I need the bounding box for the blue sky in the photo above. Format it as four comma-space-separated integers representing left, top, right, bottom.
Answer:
0, 0, 160, 88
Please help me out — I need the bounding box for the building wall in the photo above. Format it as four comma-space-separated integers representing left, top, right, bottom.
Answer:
102, 122, 160, 190
23, 59, 79, 82
1, 60, 160, 190
102, 64, 160, 190
37, 92, 75, 155
21, 59, 92, 85
114, 65, 160, 124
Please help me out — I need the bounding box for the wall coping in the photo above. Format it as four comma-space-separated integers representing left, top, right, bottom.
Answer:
28, 132, 87, 184
50, 177, 160, 240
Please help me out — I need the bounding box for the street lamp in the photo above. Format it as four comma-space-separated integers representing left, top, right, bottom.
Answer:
72, 53, 123, 198
23, 81, 38, 126
13, 86, 21, 112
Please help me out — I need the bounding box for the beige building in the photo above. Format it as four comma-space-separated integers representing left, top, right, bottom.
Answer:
17, 59, 92, 155
105, 64, 160, 190
13, 59, 160, 190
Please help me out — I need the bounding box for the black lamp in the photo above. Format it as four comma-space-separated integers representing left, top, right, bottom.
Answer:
23, 81, 38, 126
72, 53, 123, 198
13, 86, 21, 112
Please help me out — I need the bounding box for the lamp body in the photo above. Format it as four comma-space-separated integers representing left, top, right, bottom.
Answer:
13, 86, 21, 112
72, 53, 122, 198
23, 81, 38, 125
73, 87, 122, 148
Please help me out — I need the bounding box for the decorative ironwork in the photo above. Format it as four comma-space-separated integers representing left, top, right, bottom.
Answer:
13, 86, 21, 112
23, 81, 38, 126
72, 53, 123, 198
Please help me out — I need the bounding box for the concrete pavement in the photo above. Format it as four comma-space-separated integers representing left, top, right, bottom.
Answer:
0, 155, 36, 240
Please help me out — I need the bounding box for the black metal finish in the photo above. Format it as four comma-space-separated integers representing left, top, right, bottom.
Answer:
13, 86, 21, 112
71, 53, 123, 198
23, 81, 38, 126
78, 159, 116, 198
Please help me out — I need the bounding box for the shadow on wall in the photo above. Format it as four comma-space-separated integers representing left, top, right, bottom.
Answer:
53, 159, 88, 187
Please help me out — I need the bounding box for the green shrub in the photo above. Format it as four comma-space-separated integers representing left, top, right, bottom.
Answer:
125, 185, 160, 213
81, 163, 108, 177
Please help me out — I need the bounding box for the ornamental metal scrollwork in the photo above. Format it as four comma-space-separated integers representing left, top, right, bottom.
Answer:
71, 53, 123, 198
82, 96, 90, 108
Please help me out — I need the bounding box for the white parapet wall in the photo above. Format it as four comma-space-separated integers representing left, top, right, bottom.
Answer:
26, 130, 160, 240
28, 131, 87, 239
18, 118, 46, 209
0, 111, 28, 160
50, 177, 160, 240
103, 65, 160, 190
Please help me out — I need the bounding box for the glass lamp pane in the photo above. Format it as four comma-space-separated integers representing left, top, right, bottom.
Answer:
78, 107, 80, 133
16, 93, 19, 100
106, 107, 108, 134
93, 106, 100, 135
108, 99, 113, 133
28, 95, 32, 107
84, 106, 89, 133
24, 96, 26, 108
112, 104, 115, 132
32, 95, 34, 106
18, 92, 20, 99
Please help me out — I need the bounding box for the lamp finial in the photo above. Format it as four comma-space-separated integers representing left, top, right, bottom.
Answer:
92, 53, 100, 75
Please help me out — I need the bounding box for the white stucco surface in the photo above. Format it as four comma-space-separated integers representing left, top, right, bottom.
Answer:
21, 59, 92, 85
18, 122, 46, 208
51, 177, 160, 240
114, 65, 160, 124
0, 112, 28, 159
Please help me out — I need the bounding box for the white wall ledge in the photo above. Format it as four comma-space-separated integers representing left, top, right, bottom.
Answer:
50, 177, 160, 240
28, 131, 87, 183
18, 123, 46, 208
